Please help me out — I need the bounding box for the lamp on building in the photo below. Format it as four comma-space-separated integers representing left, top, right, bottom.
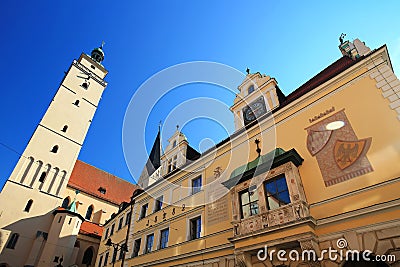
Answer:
105, 238, 128, 267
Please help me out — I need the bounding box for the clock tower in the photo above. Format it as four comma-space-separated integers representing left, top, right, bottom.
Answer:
0, 45, 108, 266
230, 71, 285, 130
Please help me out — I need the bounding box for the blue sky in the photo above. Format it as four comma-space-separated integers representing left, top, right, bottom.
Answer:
0, 1, 399, 186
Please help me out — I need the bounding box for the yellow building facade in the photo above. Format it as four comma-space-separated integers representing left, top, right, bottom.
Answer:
123, 38, 400, 267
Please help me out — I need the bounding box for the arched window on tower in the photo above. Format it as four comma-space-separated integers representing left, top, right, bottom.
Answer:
74, 100, 80, 106
39, 172, 47, 183
61, 125, 68, 132
51, 145, 59, 153
62, 197, 70, 208
6, 233, 19, 249
24, 199, 33, 212
82, 246, 94, 266
82, 80, 90, 89
85, 205, 94, 220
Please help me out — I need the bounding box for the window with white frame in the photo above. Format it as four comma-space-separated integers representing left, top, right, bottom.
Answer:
264, 175, 290, 210
191, 176, 202, 195
239, 188, 259, 219
144, 234, 154, 254
139, 203, 148, 219
189, 216, 201, 240
159, 228, 169, 249
154, 196, 163, 212
132, 238, 141, 257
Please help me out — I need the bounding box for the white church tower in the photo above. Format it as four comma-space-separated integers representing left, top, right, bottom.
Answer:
0, 45, 108, 266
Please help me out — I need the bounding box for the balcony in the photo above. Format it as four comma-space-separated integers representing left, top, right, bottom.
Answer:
233, 200, 311, 237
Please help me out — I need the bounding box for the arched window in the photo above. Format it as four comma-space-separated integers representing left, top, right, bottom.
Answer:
82, 246, 94, 266
20, 156, 34, 184
61, 125, 68, 132
51, 145, 59, 153
24, 199, 33, 212
248, 85, 255, 94
82, 81, 89, 89
62, 197, 70, 208
74, 100, 80, 106
39, 172, 47, 183
6, 233, 19, 249
172, 140, 177, 147
85, 205, 94, 220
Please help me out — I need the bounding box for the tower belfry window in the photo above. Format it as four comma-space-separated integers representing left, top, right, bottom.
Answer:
24, 199, 33, 212
74, 100, 80, 106
51, 145, 59, 153
61, 125, 68, 132
39, 172, 47, 182
82, 81, 89, 89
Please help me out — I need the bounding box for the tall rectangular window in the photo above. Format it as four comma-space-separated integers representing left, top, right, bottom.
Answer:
97, 255, 103, 267
154, 196, 163, 212
6, 233, 19, 249
118, 243, 126, 260
104, 228, 109, 240
112, 247, 117, 263
110, 223, 115, 236
104, 252, 109, 267
125, 211, 131, 226
191, 176, 202, 195
239, 188, 259, 219
264, 175, 290, 210
132, 238, 141, 257
118, 217, 124, 230
139, 203, 148, 219
189, 216, 201, 240
145, 234, 154, 254
159, 228, 169, 249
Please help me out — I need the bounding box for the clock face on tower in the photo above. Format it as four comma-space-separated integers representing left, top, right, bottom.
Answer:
242, 97, 267, 125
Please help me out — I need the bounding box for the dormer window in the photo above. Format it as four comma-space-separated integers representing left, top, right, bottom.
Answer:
98, 187, 106, 194
248, 85, 255, 95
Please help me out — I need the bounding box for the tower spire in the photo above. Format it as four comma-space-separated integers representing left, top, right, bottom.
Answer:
91, 42, 105, 64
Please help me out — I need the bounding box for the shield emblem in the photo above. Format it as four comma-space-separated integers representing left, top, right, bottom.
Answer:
334, 139, 366, 170
307, 130, 332, 156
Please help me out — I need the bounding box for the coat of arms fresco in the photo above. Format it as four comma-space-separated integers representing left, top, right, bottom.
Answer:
305, 109, 373, 186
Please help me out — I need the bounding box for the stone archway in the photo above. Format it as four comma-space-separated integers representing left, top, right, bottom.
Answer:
82, 246, 94, 266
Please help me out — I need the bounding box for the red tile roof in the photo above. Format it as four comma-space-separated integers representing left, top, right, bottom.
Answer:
283, 56, 358, 105
67, 160, 138, 205
79, 221, 103, 238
